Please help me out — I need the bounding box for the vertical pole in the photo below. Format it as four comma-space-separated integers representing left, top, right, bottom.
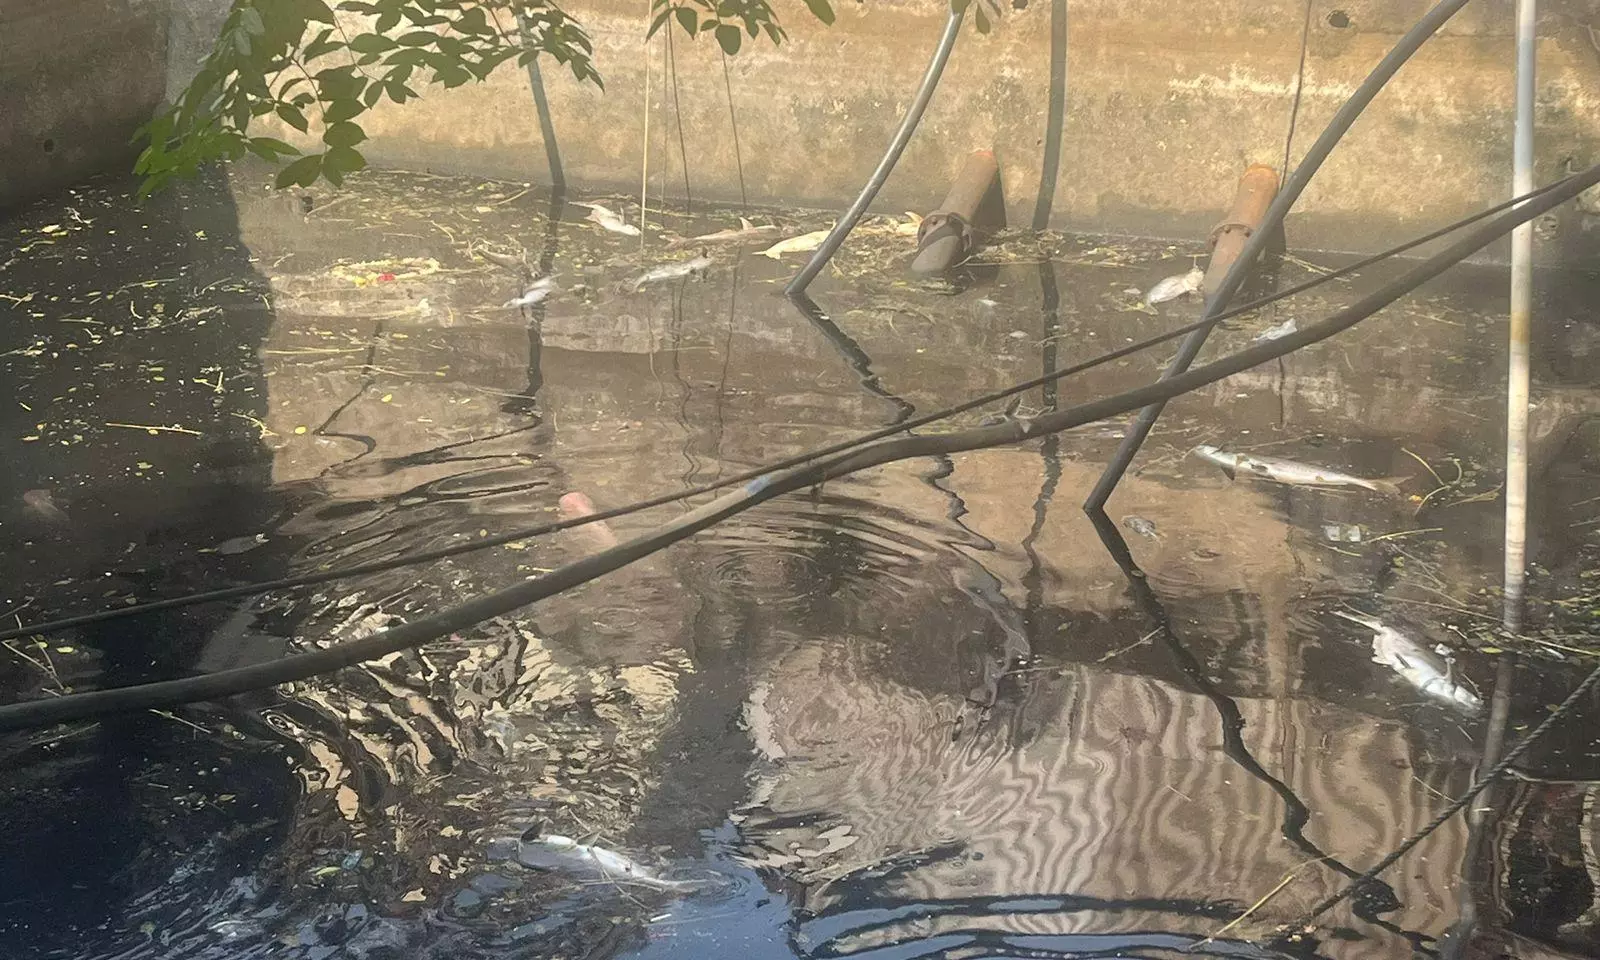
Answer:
1504, 0, 1536, 633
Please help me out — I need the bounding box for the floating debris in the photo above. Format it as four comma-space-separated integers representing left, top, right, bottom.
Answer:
1321, 523, 1363, 543
756, 230, 831, 259
21, 489, 67, 524
1333, 610, 1482, 713
576, 203, 641, 237
630, 255, 712, 292
1144, 267, 1204, 305
1122, 515, 1160, 540
1192, 445, 1403, 494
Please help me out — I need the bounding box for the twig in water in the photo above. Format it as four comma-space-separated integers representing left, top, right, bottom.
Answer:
1412, 775, 1452, 803
149, 709, 209, 734
1400, 447, 1445, 487
104, 422, 203, 436
1195, 868, 1302, 948
1367, 527, 1444, 543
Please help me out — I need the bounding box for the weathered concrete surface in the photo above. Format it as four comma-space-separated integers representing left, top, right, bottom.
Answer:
252, 0, 1600, 256
0, 0, 168, 210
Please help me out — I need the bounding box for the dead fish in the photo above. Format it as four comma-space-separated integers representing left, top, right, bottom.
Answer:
1192, 445, 1404, 495
503, 275, 559, 308
1122, 515, 1160, 540
474, 245, 528, 273
576, 203, 642, 237
667, 217, 779, 249
1144, 267, 1204, 305
1252, 317, 1299, 342
893, 212, 923, 237
631, 255, 712, 291
516, 832, 701, 892
22, 489, 66, 523
756, 230, 831, 259
1334, 610, 1482, 713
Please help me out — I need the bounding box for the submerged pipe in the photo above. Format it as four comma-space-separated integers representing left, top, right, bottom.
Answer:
785, 6, 964, 295
911, 148, 1000, 275
1084, 0, 1476, 512
1504, 0, 1537, 632
1201, 164, 1279, 299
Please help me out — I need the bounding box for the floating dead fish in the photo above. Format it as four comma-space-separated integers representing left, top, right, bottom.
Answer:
1144, 267, 1204, 305
21, 489, 66, 524
668, 217, 779, 249
1192, 445, 1404, 495
474, 245, 528, 273
631, 255, 712, 291
576, 203, 642, 237
516, 833, 701, 892
1252, 317, 1299, 342
504, 275, 559, 308
756, 230, 831, 259
1334, 610, 1482, 713
1122, 515, 1160, 540
894, 212, 923, 237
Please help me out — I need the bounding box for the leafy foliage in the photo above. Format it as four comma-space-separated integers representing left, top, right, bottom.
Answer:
135, 0, 998, 196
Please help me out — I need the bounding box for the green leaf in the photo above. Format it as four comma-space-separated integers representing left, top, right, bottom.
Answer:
297, 0, 337, 24
456, 6, 492, 34
376, 8, 400, 31
324, 98, 364, 123
325, 145, 367, 173
239, 6, 266, 35
348, 33, 396, 54
675, 7, 698, 33
363, 82, 385, 107
802, 0, 835, 25
647, 7, 672, 37
974, 4, 989, 32
397, 30, 437, 46
276, 103, 310, 132
322, 121, 366, 148
715, 23, 741, 54
304, 27, 340, 59
251, 136, 301, 157
275, 153, 323, 189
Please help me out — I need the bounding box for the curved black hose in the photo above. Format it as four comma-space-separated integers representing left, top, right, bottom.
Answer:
784, 6, 964, 295
3, 159, 1593, 731
0, 172, 1580, 645
1085, 0, 1475, 510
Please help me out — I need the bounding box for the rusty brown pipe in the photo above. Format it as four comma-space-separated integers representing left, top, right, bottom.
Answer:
911, 149, 1000, 275
1202, 164, 1280, 298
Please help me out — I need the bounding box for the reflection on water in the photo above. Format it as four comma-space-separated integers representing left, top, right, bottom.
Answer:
2, 167, 1599, 959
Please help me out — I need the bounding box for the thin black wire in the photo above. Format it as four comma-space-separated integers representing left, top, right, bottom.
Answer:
719, 47, 748, 208
3, 158, 1593, 731
0, 172, 1579, 645
1287, 659, 1600, 931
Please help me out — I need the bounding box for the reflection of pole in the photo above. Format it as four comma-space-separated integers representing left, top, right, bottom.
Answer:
785, 7, 964, 296
1504, 0, 1536, 633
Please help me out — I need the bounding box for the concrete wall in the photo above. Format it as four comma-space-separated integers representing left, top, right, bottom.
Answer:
305, 0, 1600, 255
0, 0, 169, 209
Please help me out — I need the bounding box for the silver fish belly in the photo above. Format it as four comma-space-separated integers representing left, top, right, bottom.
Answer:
632, 256, 712, 291
1334, 611, 1482, 713
1144, 267, 1203, 305
1192, 445, 1394, 493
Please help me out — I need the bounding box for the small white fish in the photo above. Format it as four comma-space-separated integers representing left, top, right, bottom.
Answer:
577, 203, 642, 237
756, 230, 831, 259
1252, 317, 1299, 342
668, 217, 779, 249
1122, 515, 1160, 540
516, 835, 700, 892
1334, 610, 1482, 713
1192, 445, 1403, 495
22, 489, 66, 523
1144, 267, 1204, 305
631, 255, 712, 291
474, 245, 528, 273
503, 275, 559, 308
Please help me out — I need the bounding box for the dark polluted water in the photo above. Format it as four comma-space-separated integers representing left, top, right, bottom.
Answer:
1, 166, 1600, 960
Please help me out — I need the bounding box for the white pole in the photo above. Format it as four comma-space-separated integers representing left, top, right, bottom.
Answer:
1504, 0, 1536, 632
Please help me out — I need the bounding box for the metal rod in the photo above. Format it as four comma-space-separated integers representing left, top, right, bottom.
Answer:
1504, 0, 1537, 633
1083, 0, 1475, 512
784, 6, 964, 295
518, 17, 566, 193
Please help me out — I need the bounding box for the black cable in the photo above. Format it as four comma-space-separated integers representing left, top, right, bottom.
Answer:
1085, 0, 1476, 510
0, 171, 1579, 645
3, 159, 1592, 731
